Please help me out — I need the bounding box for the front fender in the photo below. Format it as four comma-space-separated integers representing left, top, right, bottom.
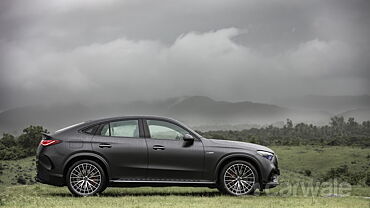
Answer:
213, 152, 263, 182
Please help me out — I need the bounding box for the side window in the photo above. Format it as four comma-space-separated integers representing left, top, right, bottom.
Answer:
100, 123, 110, 136
147, 120, 190, 140
111, 120, 139, 137
99, 120, 139, 138
83, 125, 99, 135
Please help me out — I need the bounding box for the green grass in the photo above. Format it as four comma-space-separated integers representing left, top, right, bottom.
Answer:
0, 185, 369, 208
272, 146, 370, 177
0, 157, 36, 185
0, 146, 369, 207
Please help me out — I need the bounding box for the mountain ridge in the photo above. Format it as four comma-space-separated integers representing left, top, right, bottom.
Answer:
0, 95, 369, 134
0, 96, 288, 134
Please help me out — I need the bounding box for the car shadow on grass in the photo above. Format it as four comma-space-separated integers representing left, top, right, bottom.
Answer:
45, 191, 223, 197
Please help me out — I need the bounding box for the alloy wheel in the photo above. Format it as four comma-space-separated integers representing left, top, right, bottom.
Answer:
69, 163, 102, 196
223, 163, 255, 195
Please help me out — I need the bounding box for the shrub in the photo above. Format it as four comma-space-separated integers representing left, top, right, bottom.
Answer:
321, 165, 369, 185
0, 125, 48, 160
304, 169, 312, 177
366, 174, 370, 186
16, 176, 26, 185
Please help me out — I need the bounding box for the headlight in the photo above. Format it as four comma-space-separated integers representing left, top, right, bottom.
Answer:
257, 150, 274, 161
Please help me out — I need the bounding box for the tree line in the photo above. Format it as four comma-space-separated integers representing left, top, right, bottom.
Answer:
200, 116, 370, 146
0, 126, 48, 160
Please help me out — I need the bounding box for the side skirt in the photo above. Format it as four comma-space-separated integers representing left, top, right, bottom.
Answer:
109, 180, 217, 188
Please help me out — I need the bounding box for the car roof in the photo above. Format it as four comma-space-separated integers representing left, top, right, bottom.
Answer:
84, 115, 181, 125
53, 115, 203, 138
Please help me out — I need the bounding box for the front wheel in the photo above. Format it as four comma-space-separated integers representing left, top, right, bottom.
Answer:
66, 160, 107, 196
218, 160, 259, 196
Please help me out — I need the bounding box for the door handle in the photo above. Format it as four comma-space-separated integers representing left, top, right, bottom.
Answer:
99, 143, 112, 148
153, 145, 165, 150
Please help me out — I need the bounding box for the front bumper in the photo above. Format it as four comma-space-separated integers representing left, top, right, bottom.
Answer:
264, 174, 279, 188
261, 155, 280, 189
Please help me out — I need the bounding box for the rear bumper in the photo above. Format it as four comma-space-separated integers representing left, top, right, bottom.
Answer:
35, 172, 64, 186
36, 159, 64, 186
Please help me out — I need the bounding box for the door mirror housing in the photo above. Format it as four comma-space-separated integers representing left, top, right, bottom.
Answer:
183, 134, 194, 141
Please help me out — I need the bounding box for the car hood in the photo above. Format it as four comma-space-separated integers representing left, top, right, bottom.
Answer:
204, 138, 274, 153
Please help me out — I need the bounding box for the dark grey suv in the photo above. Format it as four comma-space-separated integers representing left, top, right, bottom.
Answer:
36, 116, 279, 196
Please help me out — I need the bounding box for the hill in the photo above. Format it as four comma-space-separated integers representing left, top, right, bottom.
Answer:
339, 108, 370, 122
275, 95, 370, 114
1, 95, 369, 134
0, 96, 290, 134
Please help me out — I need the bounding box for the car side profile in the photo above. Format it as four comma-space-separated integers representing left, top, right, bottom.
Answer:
36, 116, 279, 196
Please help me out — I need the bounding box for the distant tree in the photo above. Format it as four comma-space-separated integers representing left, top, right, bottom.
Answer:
285, 118, 293, 129
330, 116, 345, 127
330, 116, 346, 136
347, 117, 357, 127
17, 126, 48, 156
363, 121, 370, 128
201, 117, 370, 147
0, 133, 16, 148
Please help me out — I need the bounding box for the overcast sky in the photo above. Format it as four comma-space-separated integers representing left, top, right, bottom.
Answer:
0, 0, 369, 111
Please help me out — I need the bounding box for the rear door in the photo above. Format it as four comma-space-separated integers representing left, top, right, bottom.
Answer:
144, 119, 205, 181
91, 119, 148, 180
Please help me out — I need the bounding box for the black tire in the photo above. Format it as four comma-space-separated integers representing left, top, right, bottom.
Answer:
218, 160, 259, 196
66, 160, 107, 196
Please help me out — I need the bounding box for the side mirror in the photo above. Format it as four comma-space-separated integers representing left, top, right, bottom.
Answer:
183, 134, 194, 141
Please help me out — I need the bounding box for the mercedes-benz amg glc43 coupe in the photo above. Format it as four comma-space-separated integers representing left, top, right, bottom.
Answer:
36, 116, 279, 196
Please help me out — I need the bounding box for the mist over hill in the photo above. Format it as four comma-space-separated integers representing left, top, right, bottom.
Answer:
274, 95, 370, 114
338, 108, 370, 122
0, 95, 369, 134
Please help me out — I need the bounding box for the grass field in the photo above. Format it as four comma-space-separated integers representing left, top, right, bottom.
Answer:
0, 146, 369, 208
272, 146, 370, 177
1, 185, 369, 208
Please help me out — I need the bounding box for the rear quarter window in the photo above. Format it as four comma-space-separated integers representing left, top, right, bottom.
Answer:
82, 125, 99, 135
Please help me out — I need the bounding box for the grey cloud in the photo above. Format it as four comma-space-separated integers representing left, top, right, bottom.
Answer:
0, 0, 369, 110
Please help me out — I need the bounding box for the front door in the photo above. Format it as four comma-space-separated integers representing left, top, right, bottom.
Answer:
91, 119, 147, 180
144, 119, 204, 181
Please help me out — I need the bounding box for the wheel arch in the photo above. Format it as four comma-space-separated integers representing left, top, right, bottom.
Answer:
215, 153, 262, 185
63, 152, 110, 182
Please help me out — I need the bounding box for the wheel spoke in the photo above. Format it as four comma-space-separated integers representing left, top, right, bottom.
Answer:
69, 163, 101, 196
223, 163, 255, 195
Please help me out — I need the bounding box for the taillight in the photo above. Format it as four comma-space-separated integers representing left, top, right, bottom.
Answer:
40, 140, 61, 146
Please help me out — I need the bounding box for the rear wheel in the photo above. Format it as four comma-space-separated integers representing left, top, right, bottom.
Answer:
66, 160, 107, 196
218, 160, 258, 196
